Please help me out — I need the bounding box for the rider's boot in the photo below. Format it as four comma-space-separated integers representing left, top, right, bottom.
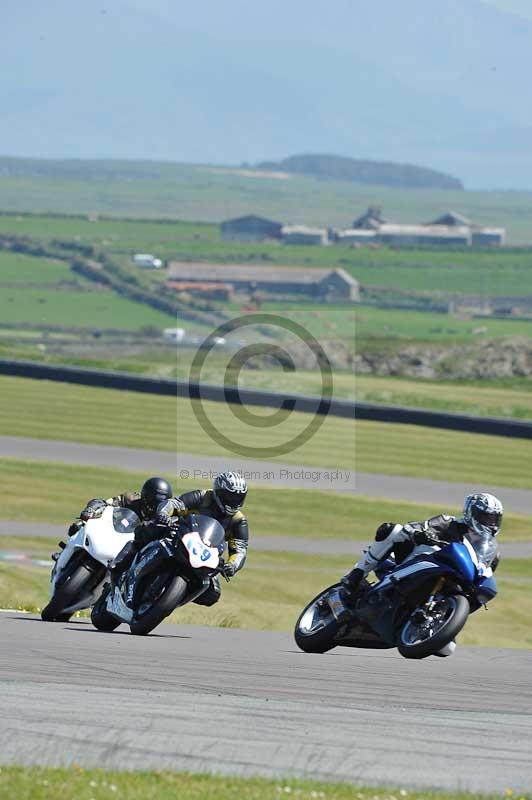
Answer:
340, 568, 365, 606
341, 525, 407, 605
434, 640, 457, 657
109, 541, 137, 590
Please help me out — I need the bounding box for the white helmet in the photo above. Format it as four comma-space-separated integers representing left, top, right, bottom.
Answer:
213, 471, 248, 515
463, 493, 503, 537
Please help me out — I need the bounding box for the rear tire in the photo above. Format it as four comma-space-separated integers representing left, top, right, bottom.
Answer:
294, 585, 342, 653
41, 563, 93, 622
130, 575, 188, 636
91, 586, 121, 632
398, 594, 469, 659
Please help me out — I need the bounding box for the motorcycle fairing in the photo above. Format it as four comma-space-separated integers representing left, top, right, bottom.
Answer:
182, 531, 220, 569
475, 574, 497, 603
349, 545, 481, 648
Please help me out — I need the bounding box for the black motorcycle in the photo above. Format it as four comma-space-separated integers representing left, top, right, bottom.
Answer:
91, 513, 226, 635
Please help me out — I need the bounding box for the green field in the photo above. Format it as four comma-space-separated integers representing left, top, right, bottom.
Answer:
2, 377, 532, 487
1, 766, 519, 800
260, 301, 532, 342
2, 158, 532, 244
0, 251, 73, 283
355, 374, 532, 418
0, 286, 174, 329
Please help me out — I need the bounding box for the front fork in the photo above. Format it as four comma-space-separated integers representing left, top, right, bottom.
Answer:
426, 576, 446, 609
411, 577, 447, 625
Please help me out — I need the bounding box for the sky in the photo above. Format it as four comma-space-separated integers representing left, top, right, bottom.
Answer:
484, 0, 532, 20
2, 0, 532, 190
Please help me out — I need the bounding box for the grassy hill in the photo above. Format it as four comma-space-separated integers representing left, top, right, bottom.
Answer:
257, 153, 463, 189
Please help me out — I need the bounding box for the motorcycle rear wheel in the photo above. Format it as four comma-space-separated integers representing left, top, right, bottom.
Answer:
41, 563, 93, 622
130, 575, 188, 636
294, 584, 343, 653
398, 594, 469, 659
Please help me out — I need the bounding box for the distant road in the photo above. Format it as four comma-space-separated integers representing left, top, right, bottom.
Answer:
1, 520, 532, 558
2, 435, 532, 513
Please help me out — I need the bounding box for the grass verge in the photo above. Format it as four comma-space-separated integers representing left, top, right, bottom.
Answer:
1, 766, 527, 800
1, 459, 532, 541
1, 548, 531, 648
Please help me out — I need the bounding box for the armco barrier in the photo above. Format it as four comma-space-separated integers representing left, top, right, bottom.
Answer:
1, 358, 532, 439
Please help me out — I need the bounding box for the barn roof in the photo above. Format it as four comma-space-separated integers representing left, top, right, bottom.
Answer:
427, 210, 472, 227
221, 214, 282, 227
168, 261, 355, 286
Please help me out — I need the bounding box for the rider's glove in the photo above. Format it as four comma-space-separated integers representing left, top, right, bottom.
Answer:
80, 499, 107, 521
68, 521, 82, 537
134, 521, 159, 548
221, 561, 236, 580
411, 529, 441, 547
155, 512, 173, 527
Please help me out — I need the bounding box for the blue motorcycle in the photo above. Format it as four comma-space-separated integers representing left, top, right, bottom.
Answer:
294, 533, 498, 659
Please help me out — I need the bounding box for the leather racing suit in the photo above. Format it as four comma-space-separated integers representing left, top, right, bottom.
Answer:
157, 489, 249, 606
350, 514, 500, 580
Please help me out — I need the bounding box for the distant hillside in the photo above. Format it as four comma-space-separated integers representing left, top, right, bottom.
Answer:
256, 154, 463, 190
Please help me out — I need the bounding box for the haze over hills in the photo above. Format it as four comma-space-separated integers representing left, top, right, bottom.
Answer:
2, 0, 532, 189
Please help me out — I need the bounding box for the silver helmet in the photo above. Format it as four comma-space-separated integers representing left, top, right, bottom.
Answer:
213, 471, 248, 515
463, 493, 503, 537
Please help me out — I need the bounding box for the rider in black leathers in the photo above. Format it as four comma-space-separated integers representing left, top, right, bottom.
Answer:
67, 477, 173, 537
110, 472, 249, 607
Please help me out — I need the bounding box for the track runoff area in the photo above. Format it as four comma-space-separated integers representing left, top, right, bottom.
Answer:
1, 381, 532, 793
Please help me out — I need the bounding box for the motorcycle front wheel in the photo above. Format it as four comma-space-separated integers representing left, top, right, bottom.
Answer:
398, 594, 470, 659
91, 585, 121, 632
294, 584, 343, 653
130, 575, 188, 636
41, 563, 94, 622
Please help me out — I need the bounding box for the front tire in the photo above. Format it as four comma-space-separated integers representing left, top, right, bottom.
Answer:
130, 575, 188, 636
398, 594, 469, 659
41, 563, 93, 622
91, 586, 121, 632
294, 585, 342, 653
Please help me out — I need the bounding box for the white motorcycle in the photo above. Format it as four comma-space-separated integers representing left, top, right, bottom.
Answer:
41, 506, 138, 622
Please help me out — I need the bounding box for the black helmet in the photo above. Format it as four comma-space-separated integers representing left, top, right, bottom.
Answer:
141, 477, 173, 514
213, 471, 248, 515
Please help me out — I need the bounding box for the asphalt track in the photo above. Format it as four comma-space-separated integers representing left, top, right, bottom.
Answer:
0, 612, 531, 793
2, 435, 532, 512
2, 520, 532, 559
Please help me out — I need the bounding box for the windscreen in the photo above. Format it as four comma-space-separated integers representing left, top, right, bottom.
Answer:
470, 531, 498, 567
112, 507, 140, 534
191, 514, 225, 552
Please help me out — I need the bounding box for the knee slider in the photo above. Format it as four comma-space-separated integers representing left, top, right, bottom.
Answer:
375, 522, 397, 542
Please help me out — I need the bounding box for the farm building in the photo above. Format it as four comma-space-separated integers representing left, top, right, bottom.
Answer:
376, 224, 472, 247
427, 210, 472, 227
336, 229, 377, 245
352, 207, 387, 229
281, 225, 329, 245
471, 228, 506, 247
167, 262, 359, 302
165, 281, 233, 300
221, 215, 283, 241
